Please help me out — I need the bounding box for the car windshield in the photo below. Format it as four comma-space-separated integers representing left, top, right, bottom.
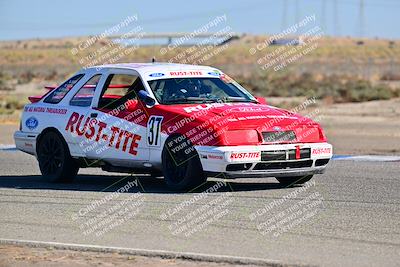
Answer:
147, 77, 256, 104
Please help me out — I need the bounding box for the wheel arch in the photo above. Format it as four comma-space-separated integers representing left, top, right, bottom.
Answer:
161, 133, 202, 168
36, 127, 71, 155
161, 133, 183, 160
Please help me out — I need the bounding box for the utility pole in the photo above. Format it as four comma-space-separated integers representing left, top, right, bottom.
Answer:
321, 0, 327, 34
295, 0, 300, 23
281, 0, 288, 31
334, 0, 340, 36
358, 0, 365, 37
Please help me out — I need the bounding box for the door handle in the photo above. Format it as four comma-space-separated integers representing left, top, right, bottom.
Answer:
90, 113, 98, 118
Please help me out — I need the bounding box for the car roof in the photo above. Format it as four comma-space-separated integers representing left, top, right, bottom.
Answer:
88, 62, 217, 74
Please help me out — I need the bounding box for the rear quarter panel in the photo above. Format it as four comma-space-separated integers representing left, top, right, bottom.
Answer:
20, 103, 87, 157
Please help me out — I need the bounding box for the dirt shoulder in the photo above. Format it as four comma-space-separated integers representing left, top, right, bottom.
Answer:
0, 123, 18, 144
0, 244, 260, 267
318, 98, 400, 155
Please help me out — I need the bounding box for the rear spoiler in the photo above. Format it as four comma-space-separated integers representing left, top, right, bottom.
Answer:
28, 85, 56, 103
28, 84, 131, 103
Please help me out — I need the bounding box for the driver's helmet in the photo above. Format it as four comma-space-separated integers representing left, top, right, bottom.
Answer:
179, 79, 201, 97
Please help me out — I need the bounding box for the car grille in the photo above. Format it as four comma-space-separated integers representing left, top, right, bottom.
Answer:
288, 148, 311, 160
260, 150, 286, 161
261, 148, 311, 161
262, 131, 296, 143
253, 160, 313, 170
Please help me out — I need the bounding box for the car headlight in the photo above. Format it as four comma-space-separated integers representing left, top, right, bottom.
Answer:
318, 127, 327, 141
225, 129, 260, 145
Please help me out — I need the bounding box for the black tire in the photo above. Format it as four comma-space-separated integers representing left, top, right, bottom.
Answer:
161, 135, 206, 191
276, 175, 313, 187
37, 131, 79, 183
149, 170, 163, 178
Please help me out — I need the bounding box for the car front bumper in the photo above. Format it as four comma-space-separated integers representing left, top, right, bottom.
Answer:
195, 142, 332, 179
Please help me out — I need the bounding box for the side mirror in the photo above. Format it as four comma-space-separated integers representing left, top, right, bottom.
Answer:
255, 96, 267, 105
138, 90, 156, 107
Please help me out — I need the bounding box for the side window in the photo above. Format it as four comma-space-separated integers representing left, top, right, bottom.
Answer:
70, 74, 101, 107
149, 80, 165, 102
44, 74, 84, 104
98, 74, 144, 110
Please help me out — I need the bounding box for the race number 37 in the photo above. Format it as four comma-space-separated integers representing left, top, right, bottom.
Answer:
147, 116, 163, 146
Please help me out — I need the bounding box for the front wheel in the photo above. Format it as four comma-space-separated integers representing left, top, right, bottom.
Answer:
37, 131, 79, 182
162, 135, 206, 191
276, 175, 313, 187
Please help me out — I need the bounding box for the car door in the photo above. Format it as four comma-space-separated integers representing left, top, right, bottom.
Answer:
84, 68, 150, 167
66, 73, 105, 158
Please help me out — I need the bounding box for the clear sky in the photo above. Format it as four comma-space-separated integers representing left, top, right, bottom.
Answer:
1, 0, 400, 40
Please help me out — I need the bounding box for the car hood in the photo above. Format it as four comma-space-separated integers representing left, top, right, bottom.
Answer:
157, 102, 316, 130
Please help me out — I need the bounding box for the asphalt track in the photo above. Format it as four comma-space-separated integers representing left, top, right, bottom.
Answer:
0, 149, 399, 267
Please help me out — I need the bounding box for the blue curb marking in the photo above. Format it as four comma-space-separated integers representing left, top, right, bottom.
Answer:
332, 155, 353, 160
333, 155, 400, 162
0, 145, 17, 151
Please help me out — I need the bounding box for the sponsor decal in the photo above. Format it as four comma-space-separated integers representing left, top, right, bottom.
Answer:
24, 106, 67, 114
230, 152, 261, 161
149, 72, 165, 77
220, 73, 234, 83
25, 117, 38, 130
24, 142, 33, 148
207, 154, 223, 160
237, 107, 266, 112
183, 102, 257, 113
65, 112, 142, 156
170, 71, 203, 76
311, 147, 332, 156
207, 71, 220, 77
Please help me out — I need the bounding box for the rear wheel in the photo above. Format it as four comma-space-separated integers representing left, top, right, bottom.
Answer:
37, 131, 79, 182
276, 175, 313, 187
162, 135, 206, 191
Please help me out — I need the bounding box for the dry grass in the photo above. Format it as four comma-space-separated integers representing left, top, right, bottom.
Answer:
0, 35, 400, 116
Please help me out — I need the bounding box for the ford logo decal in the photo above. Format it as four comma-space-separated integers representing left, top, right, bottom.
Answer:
273, 126, 281, 131
25, 117, 38, 130
149, 73, 165, 77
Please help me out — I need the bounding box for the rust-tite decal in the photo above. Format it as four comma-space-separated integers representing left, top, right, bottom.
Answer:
65, 112, 141, 156
230, 152, 261, 161
311, 147, 332, 156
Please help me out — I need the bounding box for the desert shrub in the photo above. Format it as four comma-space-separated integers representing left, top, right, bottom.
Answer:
380, 72, 400, 81
17, 70, 35, 84
0, 80, 13, 91
236, 72, 398, 103
0, 96, 25, 113
0, 72, 13, 91
44, 70, 58, 80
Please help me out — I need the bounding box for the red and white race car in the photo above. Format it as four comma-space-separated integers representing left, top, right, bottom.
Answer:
14, 63, 332, 190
